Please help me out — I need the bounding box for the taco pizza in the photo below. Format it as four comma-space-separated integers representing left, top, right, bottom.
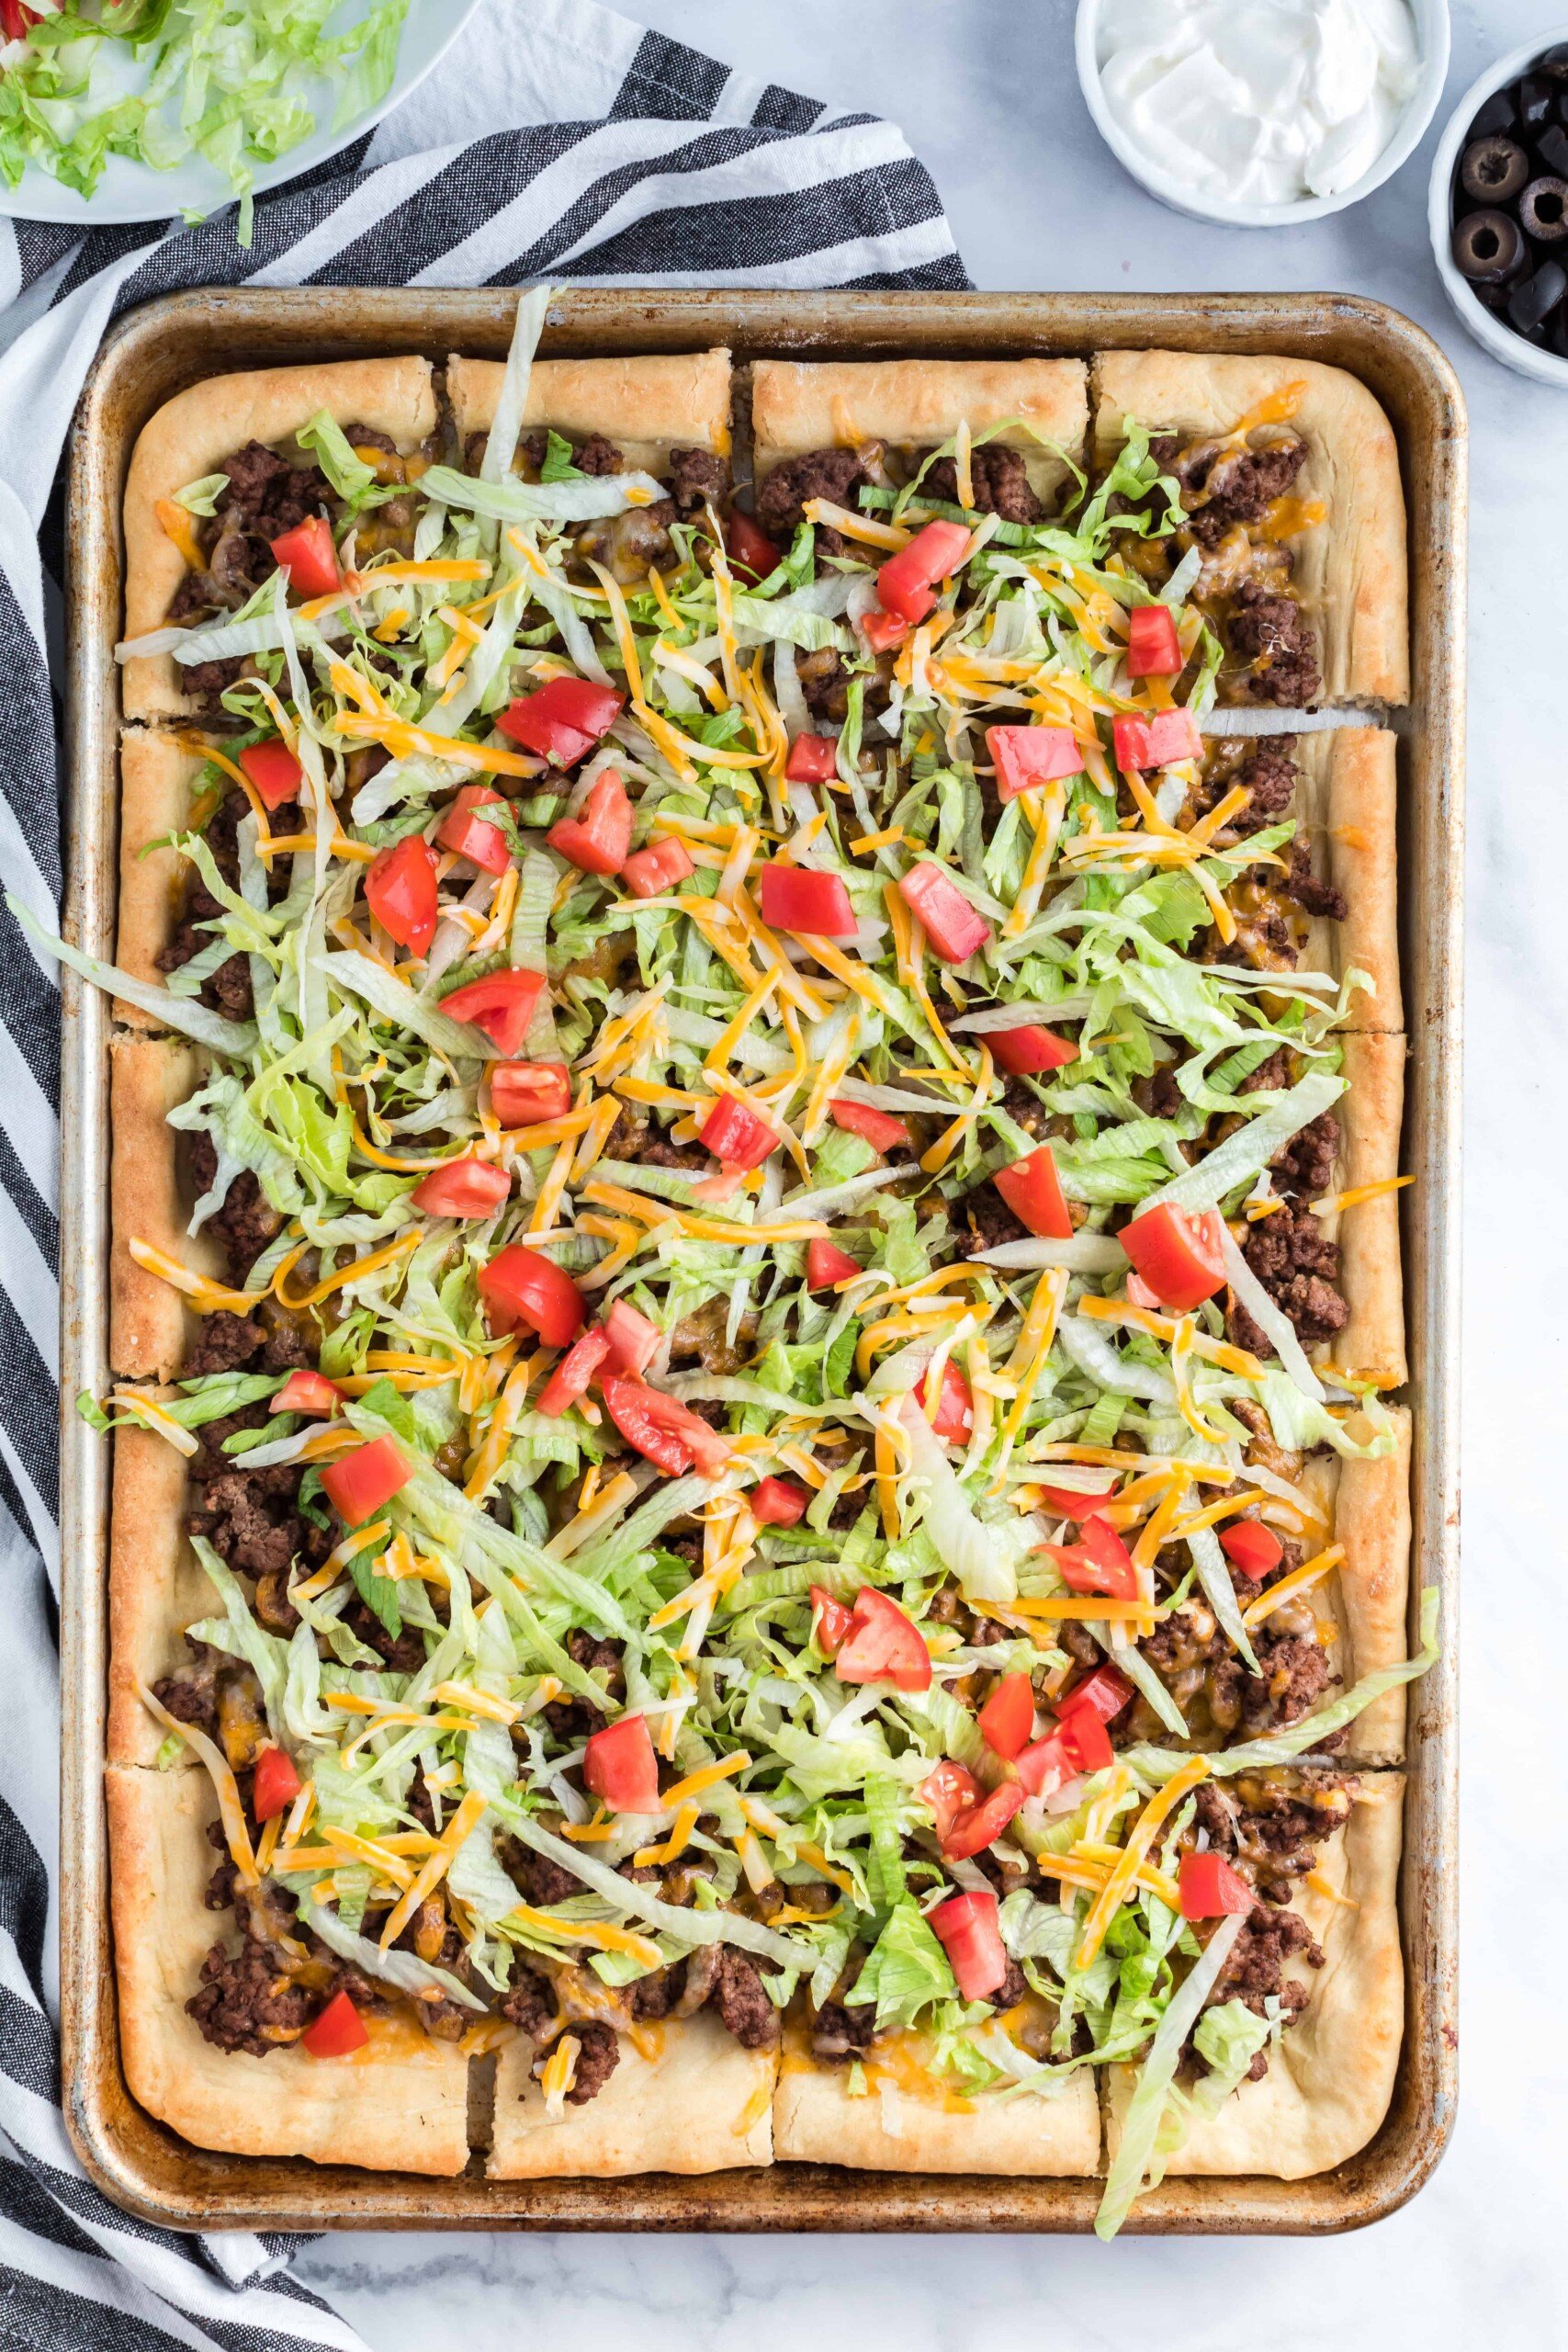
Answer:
41, 301, 1434, 2232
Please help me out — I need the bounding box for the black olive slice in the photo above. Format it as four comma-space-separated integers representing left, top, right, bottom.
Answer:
1521, 74, 1555, 129
1520, 175, 1568, 241
1541, 42, 1568, 80
1538, 124, 1568, 179
1470, 90, 1518, 139
1452, 209, 1526, 283
1507, 258, 1567, 334
1461, 135, 1529, 201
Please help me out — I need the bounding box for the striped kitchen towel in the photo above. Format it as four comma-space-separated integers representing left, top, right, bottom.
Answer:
0, 3, 965, 2345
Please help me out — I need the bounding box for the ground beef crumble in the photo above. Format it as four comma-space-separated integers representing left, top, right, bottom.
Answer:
755, 446, 872, 558
922, 444, 1042, 524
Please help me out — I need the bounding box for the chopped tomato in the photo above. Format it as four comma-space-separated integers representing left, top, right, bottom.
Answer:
784, 732, 839, 783
1178, 1850, 1254, 1919
365, 836, 439, 956
750, 1476, 809, 1527
857, 606, 911, 654
438, 967, 547, 1057
698, 1092, 779, 1170
1125, 1271, 1163, 1313
436, 784, 512, 875
1038, 1479, 1118, 1521
994, 1143, 1072, 1240
1133, 606, 1184, 682
897, 860, 991, 963
807, 1236, 862, 1290
0, 4, 41, 38
1126, 604, 1184, 678
829, 1098, 909, 1152
252, 1745, 302, 1823
238, 738, 304, 810
621, 835, 694, 899
547, 767, 633, 876
477, 1245, 586, 1347
919, 1357, 974, 1445
602, 1298, 660, 1376
1111, 707, 1202, 772
1059, 1705, 1113, 1773
490, 1059, 571, 1126
875, 520, 972, 626
320, 1436, 412, 1526
1014, 1730, 1078, 1801
271, 1369, 342, 1417
929, 1889, 1010, 2002
1057, 1662, 1134, 1725
583, 1713, 660, 1815
1220, 1518, 1284, 1580
834, 1586, 931, 1691
987, 1023, 1078, 1077
498, 676, 624, 766
977, 1671, 1036, 1761
941, 1780, 1025, 1861
269, 515, 340, 598
536, 1327, 612, 1419
601, 1375, 731, 1477
302, 1989, 369, 2058
810, 1585, 855, 1656
728, 509, 780, 583
757, 863, 856, 937
919, 1759, 984, 1846
411, 1156, 510, 1220
1043, 1511, 1138, 1600
1118, 1201, 1226, 1312
987, 723, 1085, 802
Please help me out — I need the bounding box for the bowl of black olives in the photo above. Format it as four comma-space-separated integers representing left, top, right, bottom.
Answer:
1433, 28, 1568, 378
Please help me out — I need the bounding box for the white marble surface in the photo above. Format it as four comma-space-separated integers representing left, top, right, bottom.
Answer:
296, 1, 1566, 2341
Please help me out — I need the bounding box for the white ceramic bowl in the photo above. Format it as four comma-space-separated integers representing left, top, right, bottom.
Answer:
1429, 26, 1568, 384
1075, 0, 1450, 229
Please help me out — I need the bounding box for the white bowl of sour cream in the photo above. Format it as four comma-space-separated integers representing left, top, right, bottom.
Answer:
1076, 0, 1450, 228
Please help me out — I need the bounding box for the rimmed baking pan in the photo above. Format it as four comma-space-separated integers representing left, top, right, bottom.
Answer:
59, 286, 1463, 2232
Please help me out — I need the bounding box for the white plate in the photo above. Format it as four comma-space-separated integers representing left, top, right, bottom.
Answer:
0, 0, 483, 227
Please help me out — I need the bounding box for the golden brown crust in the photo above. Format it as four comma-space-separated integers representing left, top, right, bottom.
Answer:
1297, 1406, 1412, 1760
108, 1035, 222, 1381
486, 2015, 774, 2177
446, 351, 734, 472
1326, 1030, 1408, 1389
107, 1765, 470, 2173
115, 731, 205, 1022
773, 2022, 1100, 2173
1092, 352, 1409, 703
122, 356, 438, 720
107, 1412, 209, 1768
1103, 1772, 1404, 2177
1286, 728, 1402, 1030
750, 357, 1089, 512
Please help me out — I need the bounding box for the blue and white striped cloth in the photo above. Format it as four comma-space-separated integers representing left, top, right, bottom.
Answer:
0, 3, 964, 2342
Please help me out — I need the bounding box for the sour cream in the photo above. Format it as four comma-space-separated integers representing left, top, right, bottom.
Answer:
1095, 0, 1421, 208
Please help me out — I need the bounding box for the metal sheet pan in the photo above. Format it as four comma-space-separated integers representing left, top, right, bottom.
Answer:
59, 287, 1463, 2233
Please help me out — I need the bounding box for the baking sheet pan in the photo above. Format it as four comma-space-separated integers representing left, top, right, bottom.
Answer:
58, 287, 1464, 2232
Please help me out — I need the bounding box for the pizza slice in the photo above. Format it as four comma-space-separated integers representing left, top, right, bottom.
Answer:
1091, 351, 1410, 707
120, 356, 440, 721
1100, 1770, 1404, 2211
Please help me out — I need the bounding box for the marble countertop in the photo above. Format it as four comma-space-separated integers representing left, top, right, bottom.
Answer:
299, 2, 1565, 2341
